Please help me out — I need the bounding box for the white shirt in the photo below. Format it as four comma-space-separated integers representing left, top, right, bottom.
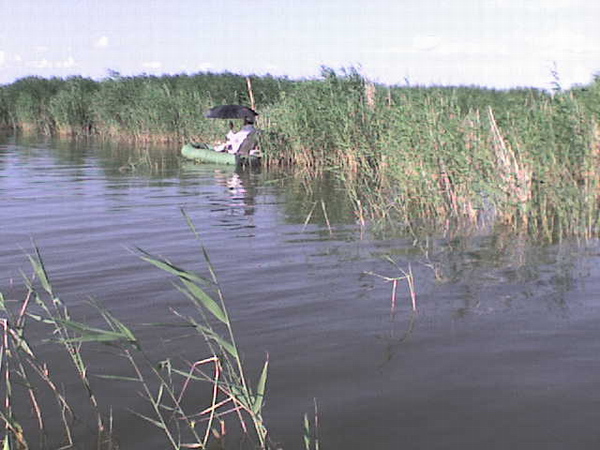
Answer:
226, 125, 256, 154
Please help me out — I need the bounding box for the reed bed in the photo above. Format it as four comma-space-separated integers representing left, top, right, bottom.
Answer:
2, 68, 599, 239
260, 68, 600, 240
0, 72, 293, 141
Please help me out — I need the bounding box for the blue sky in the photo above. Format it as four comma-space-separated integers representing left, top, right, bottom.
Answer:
1, 0, 598, 89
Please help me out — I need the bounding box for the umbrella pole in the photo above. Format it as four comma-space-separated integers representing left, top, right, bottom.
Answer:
246, 77, 256, 112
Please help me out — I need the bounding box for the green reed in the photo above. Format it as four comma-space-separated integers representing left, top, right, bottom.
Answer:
2, 68, 598, 239
1, 246, 118, 450
1, 235, 275, 449
0, 72, 294, 141
260, 68, 599, 240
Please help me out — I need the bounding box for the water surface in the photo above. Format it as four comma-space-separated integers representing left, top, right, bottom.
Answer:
1, 134, 599, 449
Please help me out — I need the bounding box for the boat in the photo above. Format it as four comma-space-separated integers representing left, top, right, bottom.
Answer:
187, 104, 262, 166
181, 143, 261, 166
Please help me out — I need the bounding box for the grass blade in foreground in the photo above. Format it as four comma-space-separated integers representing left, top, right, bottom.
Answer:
2, 241, 276, 449
137, 220, 272, 448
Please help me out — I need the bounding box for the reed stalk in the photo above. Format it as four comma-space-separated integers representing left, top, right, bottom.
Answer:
1, 233, 275, 449
366, 256, 417, 313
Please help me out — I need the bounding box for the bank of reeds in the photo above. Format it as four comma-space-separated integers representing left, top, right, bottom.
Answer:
2, 67, 599, 238
0, 72, 294, 141
260, 68, 599, 238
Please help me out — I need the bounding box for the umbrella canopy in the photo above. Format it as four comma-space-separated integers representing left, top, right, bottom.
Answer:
204, 104, 258, 120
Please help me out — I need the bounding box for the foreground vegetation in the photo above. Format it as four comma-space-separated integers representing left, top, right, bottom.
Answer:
0, 227, 284, 449
1, 68, 599, 239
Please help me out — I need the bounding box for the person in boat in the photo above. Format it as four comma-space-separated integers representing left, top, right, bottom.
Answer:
215, 117, 257, 155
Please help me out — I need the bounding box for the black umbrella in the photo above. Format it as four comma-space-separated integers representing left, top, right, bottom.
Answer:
204, 104, 258, 120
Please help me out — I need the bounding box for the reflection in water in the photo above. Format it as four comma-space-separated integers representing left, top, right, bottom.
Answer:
217, 170, 258, 217
364, 233, 597, 373
369, 227, 593, 318
181, 164, 260, 223
378, 311, 417, 368
278, 171, 357, 227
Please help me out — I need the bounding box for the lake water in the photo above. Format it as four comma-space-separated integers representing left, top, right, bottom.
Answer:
2, 133, 600, 449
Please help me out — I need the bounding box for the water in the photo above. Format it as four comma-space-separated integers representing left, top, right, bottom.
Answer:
1, 134, 600, 449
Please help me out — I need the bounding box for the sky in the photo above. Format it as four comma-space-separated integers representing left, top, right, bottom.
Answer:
1, 0, 599, 89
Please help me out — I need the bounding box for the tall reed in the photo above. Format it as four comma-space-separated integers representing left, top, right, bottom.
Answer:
2, 68, 598, 239
1, 234, 275, 449
260, 69, 599, 240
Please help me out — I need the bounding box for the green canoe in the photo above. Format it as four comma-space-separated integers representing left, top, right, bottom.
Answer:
181, 143, 261, 166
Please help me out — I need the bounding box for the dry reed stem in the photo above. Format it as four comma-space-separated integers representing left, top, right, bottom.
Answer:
246, 77, 256, 112
365, 81, 376, 110
366, 262, 417, 312
437, 158, 459, 215
1, 320, 12, 443
343, 152, 360, 180
320, 200, 333, 236
488, 107, 532, 211
354, 198, 366, 239
184, 359, 250, 436
176, 356, 221, 447
302, 202, 318, 231
313, 398, 320, 450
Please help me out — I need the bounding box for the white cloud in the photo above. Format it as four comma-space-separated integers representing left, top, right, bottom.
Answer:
372, 36, 511, 58
264, 63, 282, 74
0, 51, 5, 67
57, 56, 76, 69
437, 41, 512, 58
196, 62, 214, 71
28, 58, 50, 69
94, 36, 109, 49
142, 61, 162, 70
532, 30, 599, 56
494, 0, 580, 11
26, 56, 77, 70
412, 35, 441, 52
